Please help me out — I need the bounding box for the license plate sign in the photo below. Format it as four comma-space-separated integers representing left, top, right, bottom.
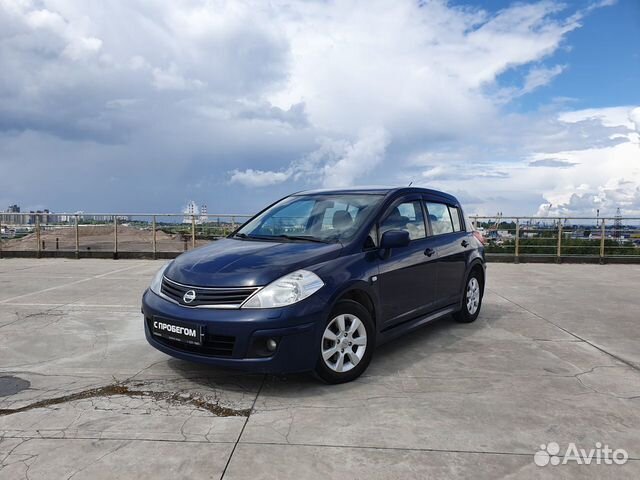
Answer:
151, 318, 202, 346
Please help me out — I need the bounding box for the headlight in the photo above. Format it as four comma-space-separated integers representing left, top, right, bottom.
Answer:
242, 270, 324, 309
149, 261, 171, 295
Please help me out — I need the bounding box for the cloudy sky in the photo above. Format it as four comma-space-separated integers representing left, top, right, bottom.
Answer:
0, 0, 639, 217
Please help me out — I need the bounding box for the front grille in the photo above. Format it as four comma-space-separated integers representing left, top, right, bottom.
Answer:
161, 276, 259, 308
147, 318, 235, 356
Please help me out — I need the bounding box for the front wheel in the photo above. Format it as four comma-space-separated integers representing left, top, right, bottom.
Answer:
453, 270, 483, 323
314, 300, 375, 384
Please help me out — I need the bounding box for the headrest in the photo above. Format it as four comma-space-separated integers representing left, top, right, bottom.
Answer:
387, 207, 402, 222
332, 210, 353, 229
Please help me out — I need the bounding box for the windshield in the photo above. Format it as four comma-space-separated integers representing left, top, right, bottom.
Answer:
235, 194, 384, 243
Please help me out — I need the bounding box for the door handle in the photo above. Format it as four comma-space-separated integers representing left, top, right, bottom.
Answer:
461, 240, 469, 248
424, 248, 435, 257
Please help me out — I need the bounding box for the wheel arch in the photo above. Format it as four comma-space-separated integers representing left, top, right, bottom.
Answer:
468, 260, 485, 291
458, 258, 486, 302
330, 283, 378, 326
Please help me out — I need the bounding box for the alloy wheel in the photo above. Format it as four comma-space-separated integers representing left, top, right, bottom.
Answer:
466, 277, 480, 315
321, 313, 367, 373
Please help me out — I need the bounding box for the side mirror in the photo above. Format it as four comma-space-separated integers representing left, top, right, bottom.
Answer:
380, 229, 410, 249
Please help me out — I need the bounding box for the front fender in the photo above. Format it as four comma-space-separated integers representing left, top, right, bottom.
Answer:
326, 280, 380, 318
308, 250, 380, 320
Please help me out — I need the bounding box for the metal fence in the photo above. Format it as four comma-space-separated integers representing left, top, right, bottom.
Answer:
469, 216, 640, 262
2, 212, 640, 262
0, 213, 251, 259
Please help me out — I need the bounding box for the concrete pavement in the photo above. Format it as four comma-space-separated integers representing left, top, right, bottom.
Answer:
0, 259, 639, 478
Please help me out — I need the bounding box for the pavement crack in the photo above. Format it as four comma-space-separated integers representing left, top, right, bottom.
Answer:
220, 374, 267, 480
488, 288, 640, 373
66, 441, 129, 480
0, 382, 251, 418
0, 438, 31, 467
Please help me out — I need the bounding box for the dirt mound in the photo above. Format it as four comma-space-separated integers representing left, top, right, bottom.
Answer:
3, 225, 189, 252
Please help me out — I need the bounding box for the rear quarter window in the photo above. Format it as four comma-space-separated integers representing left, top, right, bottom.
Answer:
448, 206, 462, 232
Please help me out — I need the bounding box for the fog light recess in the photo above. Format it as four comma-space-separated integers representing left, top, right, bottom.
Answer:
248, 336, 281, 358
266, 338, 278, 352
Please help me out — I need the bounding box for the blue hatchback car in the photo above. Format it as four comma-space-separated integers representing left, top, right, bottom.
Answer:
142, 187, 485, 383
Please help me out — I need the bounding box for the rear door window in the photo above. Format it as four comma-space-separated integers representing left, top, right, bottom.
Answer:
424, 202, 454, 235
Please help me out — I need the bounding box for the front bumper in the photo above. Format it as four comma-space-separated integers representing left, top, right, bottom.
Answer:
141, 288, 329, 374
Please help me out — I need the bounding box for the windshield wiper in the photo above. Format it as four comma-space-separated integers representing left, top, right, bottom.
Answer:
273, 234, 331, 244
234, 232, 331, 243
233, 233, 274, 240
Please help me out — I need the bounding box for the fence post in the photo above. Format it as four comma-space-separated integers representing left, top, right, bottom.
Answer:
191, 215, 196, 249
600, 219, 606, 263
75, 214, 80, 259
0, 218, 3, 258
514, 218, 520, 262
35, 216, 41, 258
152, 215, 157, 260
556, 219, 563, 262
113, 215, 118, 259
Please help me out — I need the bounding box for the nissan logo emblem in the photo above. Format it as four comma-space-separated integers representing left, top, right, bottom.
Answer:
182, 290, 197, 304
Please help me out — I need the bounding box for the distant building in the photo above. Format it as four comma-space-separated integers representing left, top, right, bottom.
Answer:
90, 215, 112, 222
199, 204, 209, 224
183, 201, 199, 224
0, 206, 64, 224
58, 211, 85, 223
1, 204, 21, 224
27, 209, 51, 225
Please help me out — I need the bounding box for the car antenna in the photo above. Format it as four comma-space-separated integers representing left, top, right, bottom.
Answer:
408, 181, 413, 186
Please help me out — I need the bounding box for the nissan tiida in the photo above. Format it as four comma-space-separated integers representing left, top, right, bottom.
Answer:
142, 187, 485, 383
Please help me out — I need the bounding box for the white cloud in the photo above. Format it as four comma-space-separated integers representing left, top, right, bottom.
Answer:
533, 108, 640, 216
24, 8, 66, 32
62, 36, 102, 60
523, 64, 566, 93
267, 0, 585, 138
229, 169, 291, 188
152, 63, 204, 91
408, 105, 640, 217
629, 107, 640, 133
229, 127, 390, 188
559, 106, 638, 129
321, 128, 390, 188
528, 158, 577, 168
0, 0, 629, 216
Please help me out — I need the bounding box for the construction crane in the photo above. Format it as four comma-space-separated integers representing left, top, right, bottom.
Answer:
484, 212, 503, 241
614, 207, 622, 239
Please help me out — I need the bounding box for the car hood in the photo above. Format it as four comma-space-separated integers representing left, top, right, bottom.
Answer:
164, 238, 343, 287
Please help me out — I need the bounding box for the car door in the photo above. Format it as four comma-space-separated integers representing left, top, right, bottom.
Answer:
376, 196, 439, 326
423, 200, 469, 307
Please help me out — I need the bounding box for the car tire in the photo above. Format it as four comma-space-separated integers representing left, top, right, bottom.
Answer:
453, 269, 483, 323
314, 300, 375, 384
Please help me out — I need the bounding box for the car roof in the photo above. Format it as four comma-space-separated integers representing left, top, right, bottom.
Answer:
294, 186, 459, 204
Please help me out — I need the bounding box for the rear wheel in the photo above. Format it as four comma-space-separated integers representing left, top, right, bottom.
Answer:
453, 270, 483, 323
314, 300, 374, 384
